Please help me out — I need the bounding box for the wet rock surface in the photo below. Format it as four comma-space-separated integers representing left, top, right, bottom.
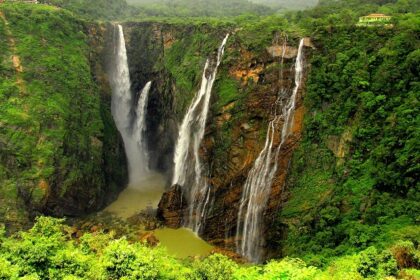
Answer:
157, 184, 188, 228
154, 31, 312, 260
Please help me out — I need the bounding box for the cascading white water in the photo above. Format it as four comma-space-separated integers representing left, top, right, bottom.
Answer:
111, 25, 132, 138
134, 81, 152, 174
172, 34, 229, 233
110, 24, 151, 185
236, 39, 305, 262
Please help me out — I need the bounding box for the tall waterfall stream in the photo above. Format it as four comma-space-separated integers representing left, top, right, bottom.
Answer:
109, 24, 150, 185
171, 34, 229, 233
236, 39, 305, 262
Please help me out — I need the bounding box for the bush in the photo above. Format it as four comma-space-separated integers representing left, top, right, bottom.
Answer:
391, 241, 420, 269
193, 254, 238, 280
0, 217, 418, 279
357, 247, 397, 278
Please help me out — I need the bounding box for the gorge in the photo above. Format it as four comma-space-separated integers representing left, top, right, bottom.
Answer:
0, 0, 419, 278
106, 21, 303, 261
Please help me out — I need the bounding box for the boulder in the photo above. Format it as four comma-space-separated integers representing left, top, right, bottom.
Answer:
157, 184, 188, 228
139, 232, 159, 246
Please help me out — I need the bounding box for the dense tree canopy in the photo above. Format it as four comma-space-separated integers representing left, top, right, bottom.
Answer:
0, 217, 418, 279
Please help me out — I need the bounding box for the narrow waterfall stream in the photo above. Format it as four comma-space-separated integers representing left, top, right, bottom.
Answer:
236, 39, 305, 262
134, 81, 152, 174
109, 24, 151, 185
172, 34, 229, 233
106, 24, 213, 258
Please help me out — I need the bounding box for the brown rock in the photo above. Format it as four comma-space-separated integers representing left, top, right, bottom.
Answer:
303, 37, 315, 49
222, 102, 236, 112
157, 184, 187, 228
326, 129, 353, 165
230, 67, 263, 85
196, 41, 309, 261
90, 225, 101, 233
139, 232, 159, 247
266, 45, 298, 58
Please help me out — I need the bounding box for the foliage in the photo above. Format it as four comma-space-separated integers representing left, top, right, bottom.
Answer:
38, 0, 275, 19
0, 3, 124, 225
0, 217, 417, 279
275, 0, 420, 267
391, 240, 420, 269
250, 0, 318, 11
38, 0, 134, 20
127, 0, 272, 18
160, 28, 225, 116
284, 0, 419, 30
230, 14, 304, 52
357, 247, 397, 278
193, 254, 238, 280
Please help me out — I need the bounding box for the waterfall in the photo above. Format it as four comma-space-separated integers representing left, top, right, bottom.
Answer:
172, 34, 229, 233
109, 24, 151, 185
236, 39, 305, 262
110, 25, 132, 138
134, 81, 152, 174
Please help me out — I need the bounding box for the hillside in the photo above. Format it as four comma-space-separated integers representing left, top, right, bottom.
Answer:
0, 3, 126, 229
127, 0, 273, 17
250, 0, 318, 10
0, 0, 418, 279
38, 0, 133, 20
275, 5, 420, 264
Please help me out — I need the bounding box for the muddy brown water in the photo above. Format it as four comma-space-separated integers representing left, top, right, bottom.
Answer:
103, 172, 213, 258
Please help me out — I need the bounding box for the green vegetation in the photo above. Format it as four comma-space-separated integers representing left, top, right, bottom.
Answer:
214, 75, 240, 108
38, 0, 133, 20
127, 0, 272, 17
275, 0, 420, 268
250, 0, 318, 11
0, 217, 418, 279
292, 0, 420, 25
0, 0, 419, 278
0, 3, 124, 225
36, 0, 273, 19
233, 14, 303, 51
160, 29, 225, 116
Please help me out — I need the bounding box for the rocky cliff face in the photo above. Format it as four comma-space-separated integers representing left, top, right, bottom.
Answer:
119, 20, 313, 260
196, 38, 312, 258
121, 22, 227, 176
0, 9, 310, 259
40, 23, 129, 219
0, 6, 127, 231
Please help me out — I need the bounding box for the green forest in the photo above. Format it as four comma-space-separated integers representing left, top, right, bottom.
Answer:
0, 0, 419, 279
1, 217, 417, 279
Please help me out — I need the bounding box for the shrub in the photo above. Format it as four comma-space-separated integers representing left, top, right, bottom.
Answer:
391, 241, 420, 269
193, 254, 238, 280
357, 247, 397, 278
